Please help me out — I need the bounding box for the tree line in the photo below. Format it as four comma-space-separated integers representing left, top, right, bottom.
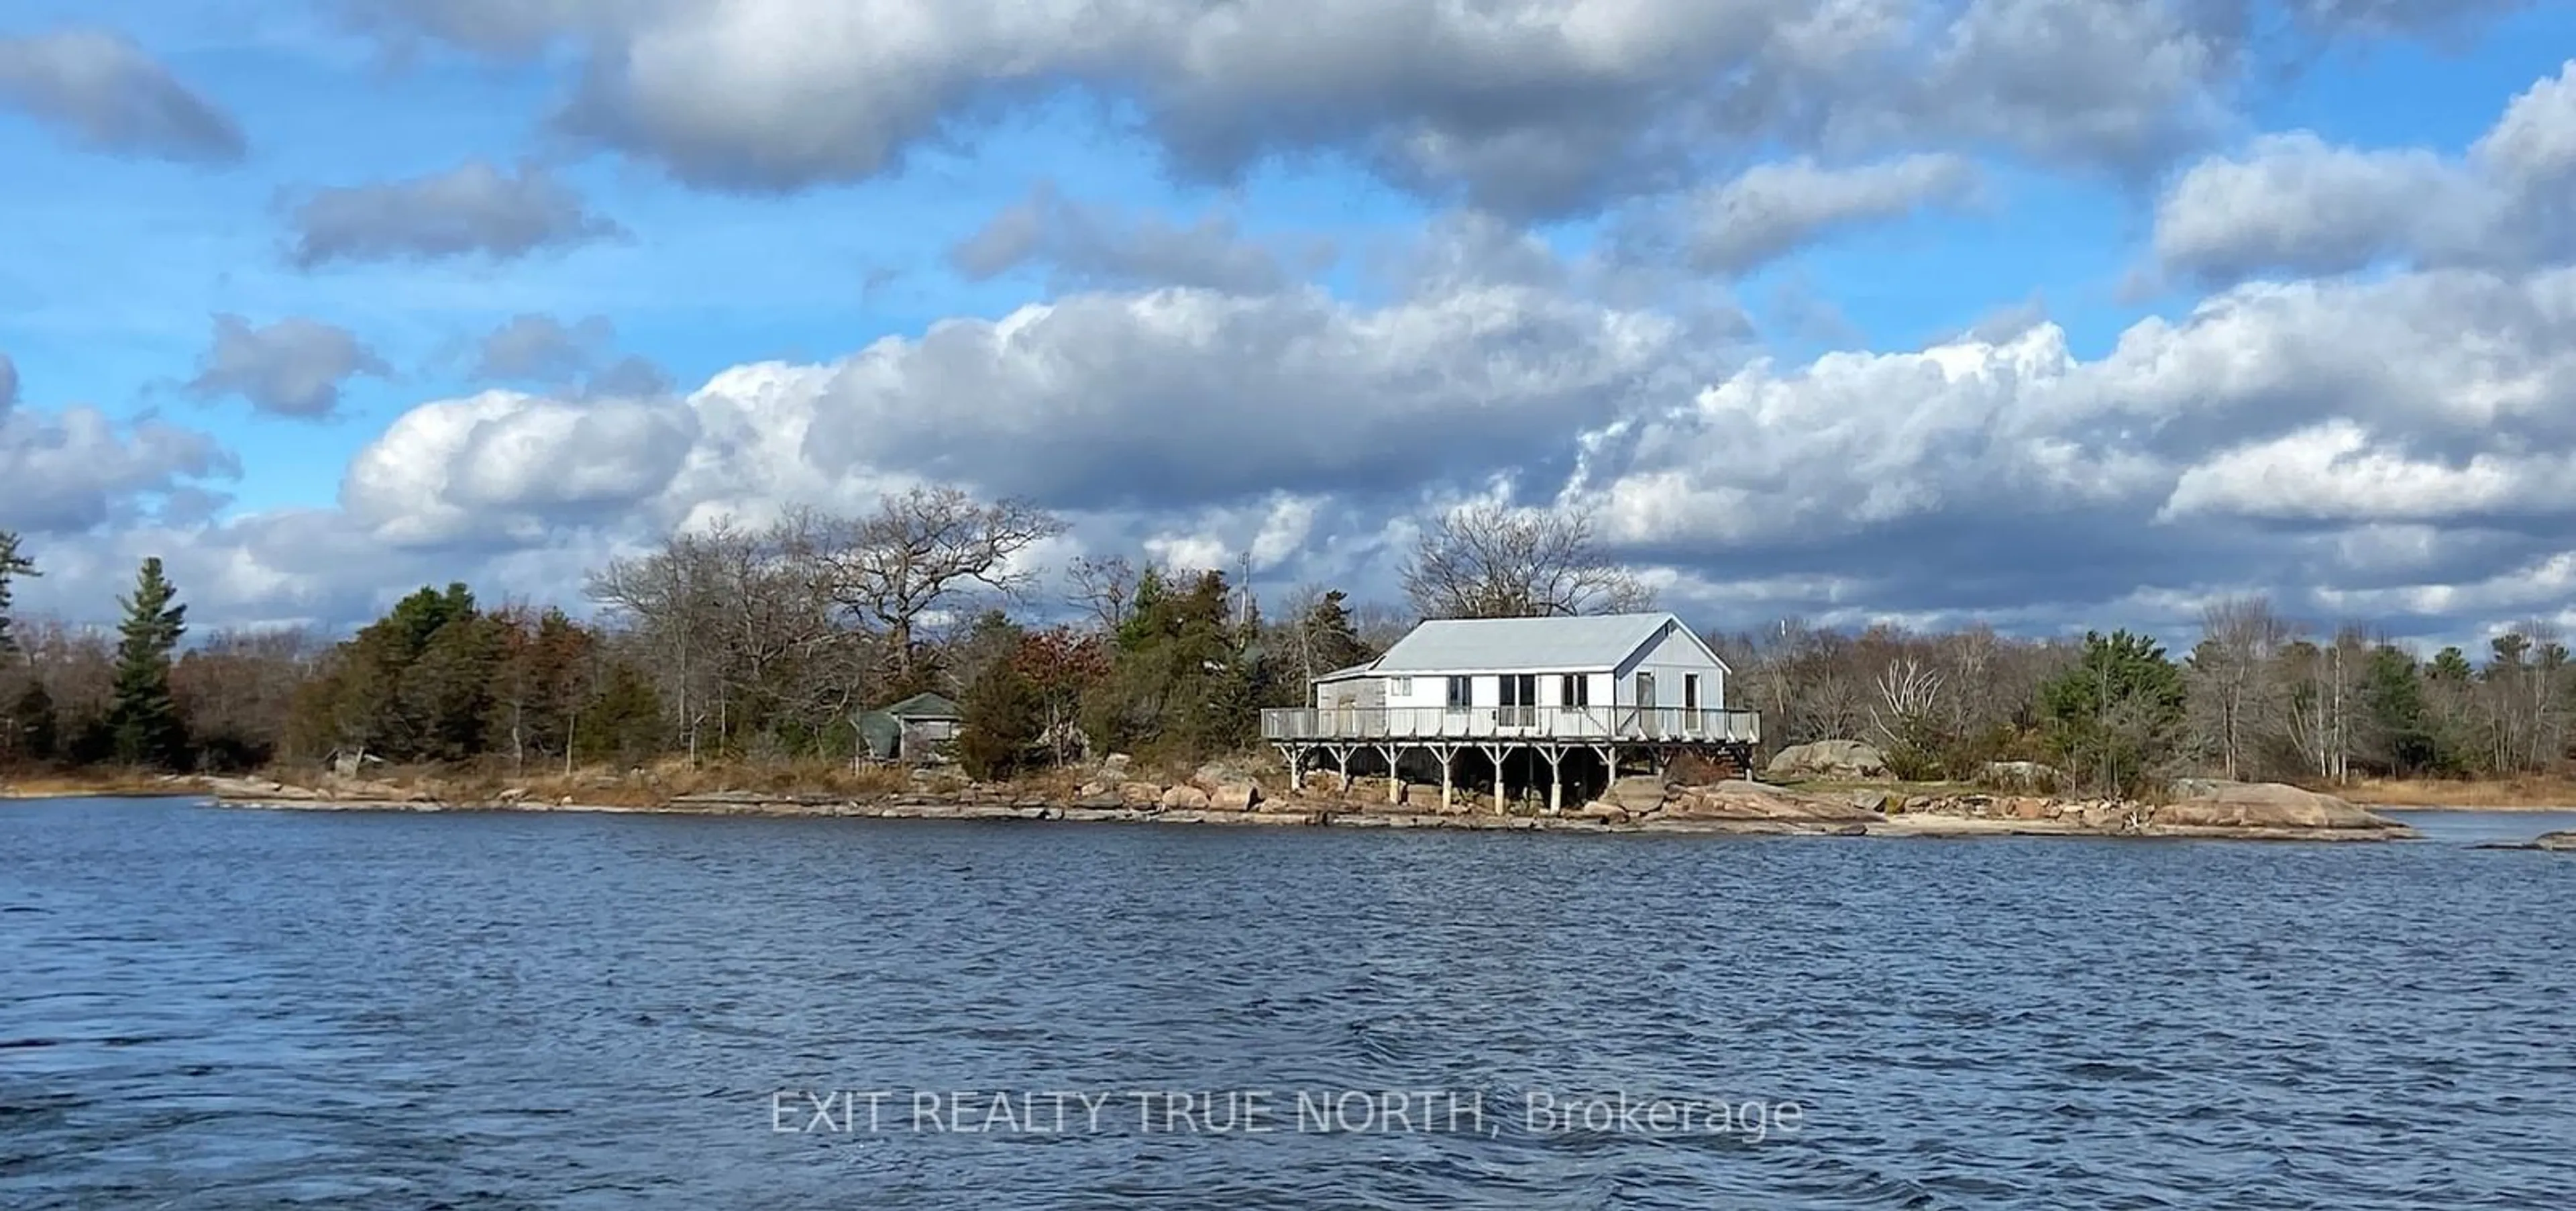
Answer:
1722, 598, 2574, 793
1, 497, 2569, 792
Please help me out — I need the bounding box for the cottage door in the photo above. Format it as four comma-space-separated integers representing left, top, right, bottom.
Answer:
1635, 672, 1658, 738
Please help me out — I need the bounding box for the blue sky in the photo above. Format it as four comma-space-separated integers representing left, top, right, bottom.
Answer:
5, 1, 2576, 648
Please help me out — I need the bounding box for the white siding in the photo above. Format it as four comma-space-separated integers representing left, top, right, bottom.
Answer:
1613, 621, 1727, 708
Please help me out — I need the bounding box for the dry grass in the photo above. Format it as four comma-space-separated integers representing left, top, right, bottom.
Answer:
0, 770, 199, 799
419, 757, 921, 807
2332, 776, 2576, 810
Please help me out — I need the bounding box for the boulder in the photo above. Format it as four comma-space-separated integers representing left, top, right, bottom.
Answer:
1601, 776, 1670, 815
2157, 780, 2408, 832
1577, 800, 1632, 825
1766, 739, 1890, 781
1299, 771, 1347, 796
1209, 782, 1260, 812
1189, 759, 1271, 793
2534, 830, 2576, 851
2074, 800, 2128, 830
1665, 780, 1876, 823
1161, 785, 1212, 810
1119, 781, 1166, 806
1100, 753, 1133, 775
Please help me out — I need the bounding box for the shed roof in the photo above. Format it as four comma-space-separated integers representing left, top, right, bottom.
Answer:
1371, 612, 1711, 674
1312, 661, 1380, 684
874, 692, 963, 719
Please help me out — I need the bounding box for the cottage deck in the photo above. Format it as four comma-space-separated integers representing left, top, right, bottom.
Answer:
1260, 705, 1761, 745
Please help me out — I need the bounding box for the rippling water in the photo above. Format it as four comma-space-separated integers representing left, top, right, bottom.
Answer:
4, 797, 2573, 1208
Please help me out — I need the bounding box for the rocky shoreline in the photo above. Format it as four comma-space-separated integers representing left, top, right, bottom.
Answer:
193, 766, 2427, 843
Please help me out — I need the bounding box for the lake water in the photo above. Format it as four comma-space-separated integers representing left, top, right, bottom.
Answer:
4, 797, 2573, 1209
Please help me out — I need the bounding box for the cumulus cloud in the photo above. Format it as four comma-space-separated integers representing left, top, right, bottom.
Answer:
471, 313, 612, 383
2153, 60, 2576, 284
186, 315, 392, 419
0, 28, 246, 163
1680, 154, 1981, 275
285, 159, 625, 268
2159, 421, 2571, 525
339, 390, 700, 547
0, 352, 17, 410
276, 254, 2576, 638
462, 315, 672, 402
19, 256, 2576, 641
1565, 265, 2576, 623
949, 183, 1315, 294
801, 284, 1711, 511
0, 403, 237, 535
346, 0, 2521, 217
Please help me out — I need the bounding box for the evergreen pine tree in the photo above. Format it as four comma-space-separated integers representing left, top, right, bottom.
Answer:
107, 557, 188, 768
0, 530, 35, 658
957, 656, 1042, 780
2039, 630, 2184, 796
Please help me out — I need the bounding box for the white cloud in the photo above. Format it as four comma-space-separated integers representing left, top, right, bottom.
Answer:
345, 0, 2515, 216
284, 159, 625, 268
186, 315, 392, 419
2160, 421, 2561, 523
339, 390, 700, 546
0, 404, 237, 535
0, 28, 245, 162
2152, 60, 2576, 284
1681, 154, 1981, 275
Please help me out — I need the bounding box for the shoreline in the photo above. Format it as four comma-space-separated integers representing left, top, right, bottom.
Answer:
2364, 803, 2576, 814
17, 772, 2546, 843
192, 788, 2414, 843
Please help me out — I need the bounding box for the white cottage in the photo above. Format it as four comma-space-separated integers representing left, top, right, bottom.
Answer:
1263, 612, 1760, 812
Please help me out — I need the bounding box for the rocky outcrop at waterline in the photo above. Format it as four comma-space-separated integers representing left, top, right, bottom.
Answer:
190, 766, 2416, 841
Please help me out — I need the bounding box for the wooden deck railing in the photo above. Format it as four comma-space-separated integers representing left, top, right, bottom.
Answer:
1261, 705, 1760, 744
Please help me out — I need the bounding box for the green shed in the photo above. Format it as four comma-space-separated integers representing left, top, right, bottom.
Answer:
857, 692, 965, 763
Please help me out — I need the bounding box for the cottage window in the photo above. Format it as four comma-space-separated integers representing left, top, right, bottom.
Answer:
1560, 674, 1589, 707
1684, 674, 1701, 711
1390, 676, 1413, 696
1445, 676, 1471, 710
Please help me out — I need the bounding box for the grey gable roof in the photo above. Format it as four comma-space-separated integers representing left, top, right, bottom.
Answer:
1368, 613, 1707, 674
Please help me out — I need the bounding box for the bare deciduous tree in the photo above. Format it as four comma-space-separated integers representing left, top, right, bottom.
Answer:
816, 487, 1067, 686
1066, 554, 1140, 633
1870, 656, 1945, 762
1401, 503, 1652, 620
2187, 596, 2298, 780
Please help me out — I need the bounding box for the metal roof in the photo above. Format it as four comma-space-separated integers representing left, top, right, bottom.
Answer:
1368, 612, 1699, 674
1313, 662, 1380, 683
871, 692, 963, 719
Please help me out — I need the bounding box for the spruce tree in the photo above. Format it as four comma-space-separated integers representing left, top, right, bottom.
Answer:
0, 530, 35, 658
107, 557, 188, 768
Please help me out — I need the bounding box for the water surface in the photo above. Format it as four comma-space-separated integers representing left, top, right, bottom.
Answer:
4, 798, 2573, 1208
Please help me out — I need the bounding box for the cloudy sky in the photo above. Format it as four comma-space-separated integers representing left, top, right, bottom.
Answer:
5, 1, 2575, 647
